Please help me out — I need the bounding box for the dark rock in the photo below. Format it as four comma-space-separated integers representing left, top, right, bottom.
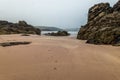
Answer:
0, 21, 9, 25
0, 41, 31, 47
18, 21, 28, 26
21, 34, 30, 36
77, 0, 120, 46
0, 20, 41, 35
88, 3, 112, 22
113, 0, 120, 12
45, 31, 70, 36
113, 43, 120, 46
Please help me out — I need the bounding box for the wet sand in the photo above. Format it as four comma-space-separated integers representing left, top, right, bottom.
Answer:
0, 34, 120, 80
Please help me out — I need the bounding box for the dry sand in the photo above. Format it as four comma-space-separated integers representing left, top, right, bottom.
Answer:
0, 34, 120, 80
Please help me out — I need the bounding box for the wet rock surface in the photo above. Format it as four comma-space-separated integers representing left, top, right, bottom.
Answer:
0, 41, 31, 47
45, 31, 70, 36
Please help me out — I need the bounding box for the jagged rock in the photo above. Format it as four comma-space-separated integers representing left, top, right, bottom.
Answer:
45, 31, 70, 36
88, 3, 112, 22
0, 21, 9, 25
113, 0, 120, 12
0, 20, 41, 35
77, 0, 120, 46
18, 21, 28, 26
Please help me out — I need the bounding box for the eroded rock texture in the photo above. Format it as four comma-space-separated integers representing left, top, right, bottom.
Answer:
77, 0, 120, 45
0, 20, 41, 35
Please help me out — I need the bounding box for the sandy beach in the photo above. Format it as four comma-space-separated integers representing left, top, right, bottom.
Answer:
0, 34, 120, 80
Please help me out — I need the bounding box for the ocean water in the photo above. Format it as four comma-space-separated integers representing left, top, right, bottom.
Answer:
41, 31, 78, 37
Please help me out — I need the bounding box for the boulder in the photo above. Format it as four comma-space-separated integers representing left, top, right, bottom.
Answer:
18, 21, 28, 26
45, 31, 70, 36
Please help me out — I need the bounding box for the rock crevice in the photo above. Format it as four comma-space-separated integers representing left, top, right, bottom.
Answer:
77, 0, 120, 45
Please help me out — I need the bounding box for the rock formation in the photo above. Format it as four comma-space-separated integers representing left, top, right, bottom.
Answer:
77, 0, 120, 45
0, 41, 31, 47
0, 20, 41, 35
44, 31, 70, 36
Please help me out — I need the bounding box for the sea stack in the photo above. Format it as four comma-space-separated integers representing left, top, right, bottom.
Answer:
77, 0, 120, 45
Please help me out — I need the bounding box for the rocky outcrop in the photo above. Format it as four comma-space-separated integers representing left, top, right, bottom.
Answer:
0, 20, 41, 35
113, 0, 120, 12
77, 0, 120, 45
88, 3, 112, 22
44, 31, 70, 36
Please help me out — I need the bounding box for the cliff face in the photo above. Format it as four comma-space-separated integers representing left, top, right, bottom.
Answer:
0, 21, 41, 35
77, 0, 120, 45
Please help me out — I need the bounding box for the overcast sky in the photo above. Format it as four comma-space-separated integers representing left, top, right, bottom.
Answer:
0, 0, 117, 28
